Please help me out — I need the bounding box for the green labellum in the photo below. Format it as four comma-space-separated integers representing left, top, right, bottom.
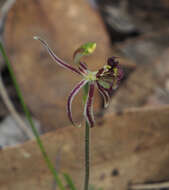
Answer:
98, 80, 111, 89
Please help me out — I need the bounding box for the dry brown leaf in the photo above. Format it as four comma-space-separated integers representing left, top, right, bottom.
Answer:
0, 106, 169, 189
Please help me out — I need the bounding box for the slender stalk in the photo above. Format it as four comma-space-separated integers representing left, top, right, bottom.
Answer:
83, 83, 90, 190
0, 42, 65, 190
84, 121, 90, 190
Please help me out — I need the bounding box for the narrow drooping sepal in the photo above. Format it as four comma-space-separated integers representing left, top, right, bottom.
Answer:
67, 79, 88, 127
84, 82, 95, 127
34, 36, 81, 75
96, 82, 110, 108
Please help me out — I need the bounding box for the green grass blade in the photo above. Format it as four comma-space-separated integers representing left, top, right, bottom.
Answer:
89, 184, 103, 190
0, 42, 65, 190
63, 173, 77, 190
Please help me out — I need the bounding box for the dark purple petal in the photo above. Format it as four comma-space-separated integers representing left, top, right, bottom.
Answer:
79, 62, 88, 70
107, 56, 119, 67
96, 68, 104, 78
34, 36, 81, 75
78, 67, 86, 75
67, 80, 88, 127
78, 62, 88, 75
96, 82, 110, 108
84, 82, 95, 127
117, 66, 123, 81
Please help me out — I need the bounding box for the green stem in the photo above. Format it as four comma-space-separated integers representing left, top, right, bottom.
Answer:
83, 83, 90, 190
84, 121, 90, 190
0, 42, 65, 190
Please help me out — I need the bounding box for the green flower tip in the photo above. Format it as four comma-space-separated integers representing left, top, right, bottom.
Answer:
81, 42, 96, 55
73, 42, 97, 65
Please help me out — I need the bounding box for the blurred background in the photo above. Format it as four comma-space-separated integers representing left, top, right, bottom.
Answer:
0, 0, 169, 190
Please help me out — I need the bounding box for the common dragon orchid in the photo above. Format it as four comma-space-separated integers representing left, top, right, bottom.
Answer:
34, 36, 123, 128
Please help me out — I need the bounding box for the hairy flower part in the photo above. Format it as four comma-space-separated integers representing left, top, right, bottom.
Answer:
34, 36, 123, 127
96, 56, 123, 91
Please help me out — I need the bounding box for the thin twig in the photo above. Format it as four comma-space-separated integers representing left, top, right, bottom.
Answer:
0, 0, 34, 138
0, 0, 16, 42
0, 75, 34, 138
0, 0, 16, 70
130, 182, 169, 190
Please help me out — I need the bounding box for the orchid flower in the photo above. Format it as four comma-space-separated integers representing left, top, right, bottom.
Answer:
34, 36, 123, 128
